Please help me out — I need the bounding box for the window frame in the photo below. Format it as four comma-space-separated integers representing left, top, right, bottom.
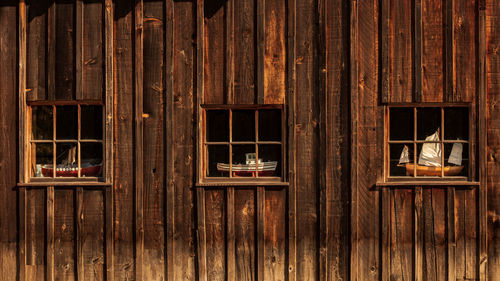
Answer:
382, 103, 477, 185
197, 104, 288, 186
22, 100, 111, 184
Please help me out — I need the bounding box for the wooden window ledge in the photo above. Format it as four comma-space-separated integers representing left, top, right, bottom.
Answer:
376, 181, 480, 187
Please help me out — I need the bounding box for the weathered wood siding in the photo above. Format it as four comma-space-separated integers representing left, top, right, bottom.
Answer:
0, 0, 499, 281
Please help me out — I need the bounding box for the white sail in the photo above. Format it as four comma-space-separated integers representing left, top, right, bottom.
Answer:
448, 142, 463, 165
399, 145, 410, 164
418, 130, 442, 167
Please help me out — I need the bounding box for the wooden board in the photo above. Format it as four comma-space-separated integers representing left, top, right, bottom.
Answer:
234, 189, 256, 281
55, 1, 75, 100
264, 0, 286, 104
205, 190, 226, 281
263, 188, 286, 281
54, 189, 75, 281
26, 0, 47, 101
82, 190, 105, 281
422, 188, 446, 281
390, 189, 413, 281
203, 0, 225, 104
82, 1, 103, 100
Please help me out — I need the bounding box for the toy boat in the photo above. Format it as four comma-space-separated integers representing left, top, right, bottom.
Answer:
398, 129, 464, 176
217, 153, 277, 177
41, 162, 102, 177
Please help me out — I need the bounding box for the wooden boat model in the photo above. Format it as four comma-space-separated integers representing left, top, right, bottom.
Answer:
217, 153, 277, 177
42, 162, 102, 177
398, 129, 464, 177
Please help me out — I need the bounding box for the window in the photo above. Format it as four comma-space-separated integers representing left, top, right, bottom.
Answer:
28, 102, 106, 181
200, 105, 286, 184
385, 105, 473, 182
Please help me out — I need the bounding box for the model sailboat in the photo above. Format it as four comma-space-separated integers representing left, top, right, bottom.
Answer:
41, 146, 102, 177
398, 129, 464, 176
217, 153, 277, 177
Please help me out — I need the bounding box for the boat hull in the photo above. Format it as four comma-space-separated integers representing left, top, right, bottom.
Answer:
41, 165, 102, 177
217, 161, 277, 177
404, 163, 463, 176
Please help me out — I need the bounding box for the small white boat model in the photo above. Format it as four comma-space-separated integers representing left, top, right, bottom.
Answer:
398, 129, 464, 176
217, 153, 277, 177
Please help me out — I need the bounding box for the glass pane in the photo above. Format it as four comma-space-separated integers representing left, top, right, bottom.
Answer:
232, 145, 256, 177
389, 143, 414, 177
32, 106, 53, 140
258, 145, 281, 177
32, 143, 53, 177
206, 110, 229, 142
81, 143, 103, 177
56, 106, 77, 139
444, 107, 468, 141
417, 107, 441, 140
258, 109, 282, 141
55, 143, 78, 177
232, 110, 255, 141
81, 106, 103, 140
445, 143, 468, 177
389, 108, 413, 140
207, 145, 229, 177
416, 143, 443, 177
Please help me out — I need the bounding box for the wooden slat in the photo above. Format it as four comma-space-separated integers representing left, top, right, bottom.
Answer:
47, 1, 56, 100
55, 1, 75, 100
46, 186, 55, 281
75, 0, 83, 100
19, 0, 27, 183
349, 0, 358, 280
76, 188, 84, 281
422, 0, 444, 102
203, 0, 225, 104
164, 0, 175, 280
205, 190, 226, 281
414, 186, 423, 281
226, 188, 236, 281
105, 186, 114, 281
263, 189, 286, 281
447, 188, 456, 281
444, 1, 456, 100
257, 0, 265, 104
225, 0, 234, 104
257, 187, 265, 281
413, 0, 422, 102
478, 0, 487, 279
26, 0, 47, 101
264, 0, 286, 104
54, 189, 76, 281
381, 0, 390, 104
382, 189, 391, 281
19, 188, 27, 281
197, 188, 208, 281
134, 1, 144, 280
82, 0, 104, 100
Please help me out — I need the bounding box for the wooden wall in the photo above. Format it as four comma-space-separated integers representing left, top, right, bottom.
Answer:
0, 0, 499, 281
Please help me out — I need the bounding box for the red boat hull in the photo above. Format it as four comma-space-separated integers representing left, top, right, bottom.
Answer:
41, 165, 101, 177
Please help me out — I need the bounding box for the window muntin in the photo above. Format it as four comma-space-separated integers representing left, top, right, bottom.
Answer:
29, 103, 104, 180
202, 106, 285, 182
386, 105, 471, 180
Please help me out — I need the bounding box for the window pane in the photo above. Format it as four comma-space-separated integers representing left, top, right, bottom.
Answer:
258, 109, 282, 141
389, 108, 413, 140
32, 143, 53, 177
206, 110, 229, 142
207, 145, 229, 177
81, 143, 103, 177
232, 110, 255, 141
55, 143, 78, 177
258, 144, 281, 177
444, 107, 468, 141
32, 106, 53, 140
445, 143, 468, 177
389, 143, 414, 177
417, 107, 441, 140
81, 106, 103, 139
232, 145, 256, 177
56, 106, 77, 139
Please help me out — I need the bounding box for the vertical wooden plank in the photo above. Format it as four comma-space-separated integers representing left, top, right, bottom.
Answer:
54, 189, 75, 281
413, 0, 423, 102
197, 188, 208, 281
233, 0, 256, 104
19, 0, 27, 183
55, 1, 75, 100
19, 188, 27, 281
256, 0, 265, 104
82, 0, 104, 100
390, 190, 413, 281
381, 0, 389, 104
104, 0, 114, 280
205, 190, 226, 281
113, 0, 135, 279
382, 189, 391, 281
286, 0, 296, 279
227, 188, 236, 281
349, 0, 359, 280
47, 1, 55, 100
422, 189, 446, 281
444, 0, 454, 102
454, 0, 476, 103
134, 1, 144, 281
27, 189, 46, 281
447, 188, 456, 281
234, 189, 256, 281
421, 0, 444, 102
257, 187, 265, 281
76, 188, 84, 281
75, 0, 83, 100
478, 0, 488, 280
414, 187, 423, 281
46, 186, 55, 281
203, 0, 225, 104
164, 0, 175, 280
82, 190, 105, 281
225, 0, 234, 104
26, 0, 47, 101
263, 189, 286, 281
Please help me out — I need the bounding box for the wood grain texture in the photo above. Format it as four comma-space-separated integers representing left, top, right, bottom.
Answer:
487, 1, 500, 279
0, 3, 18, 280
113, 0, 135, 279
234, 0, 256, 104
422, 189, 446, 281
55, 1, 75, 100
390, 189, 413, 281
203, 0, 225, 104
54, 189, 75, 281
421, 0, 444, 102
205, 190, 226, 281
82, 0, 103, 100
26, 0, 47, 101
454, 0, 476, 103
82, 190, 105, 281
263, 189, 286, 281
234, 189, 256, 281
26, 189, 46, 281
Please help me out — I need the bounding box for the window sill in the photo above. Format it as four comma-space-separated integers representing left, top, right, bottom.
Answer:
197, 179, 289, 187
376, 180, 480, 187
18, 178, 111, 187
